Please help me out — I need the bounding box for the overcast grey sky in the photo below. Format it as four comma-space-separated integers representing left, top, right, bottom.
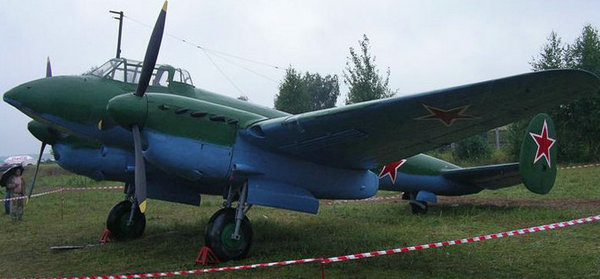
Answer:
1, 0, 599, 156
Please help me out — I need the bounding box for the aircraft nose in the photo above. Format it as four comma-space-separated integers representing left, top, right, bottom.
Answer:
4, 76, 115, 133
3, 78, 58, 119
3, 82, 36, 112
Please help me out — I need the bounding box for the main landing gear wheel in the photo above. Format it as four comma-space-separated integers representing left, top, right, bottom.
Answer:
106, 200, 146, 240
403, 192, 429, 214
205, 208, 253, 261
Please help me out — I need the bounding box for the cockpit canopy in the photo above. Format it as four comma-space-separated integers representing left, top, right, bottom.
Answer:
89, 58, 194, 87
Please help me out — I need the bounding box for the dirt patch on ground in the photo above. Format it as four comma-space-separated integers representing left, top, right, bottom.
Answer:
438, 196, 600, 210
324, 195, 600, 210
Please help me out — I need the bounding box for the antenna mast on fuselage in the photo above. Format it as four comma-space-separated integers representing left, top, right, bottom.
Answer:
109, 10, 124, 58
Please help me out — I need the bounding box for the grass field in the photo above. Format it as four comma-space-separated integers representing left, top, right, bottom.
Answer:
1, 164, 599, 278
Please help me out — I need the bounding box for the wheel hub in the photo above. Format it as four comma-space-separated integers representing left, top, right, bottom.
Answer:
221, 223, 246, 250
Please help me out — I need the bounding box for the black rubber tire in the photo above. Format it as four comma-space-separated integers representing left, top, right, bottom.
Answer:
205, 208, 252, 261
106, 200, 146, 240
410, 201, 428, 214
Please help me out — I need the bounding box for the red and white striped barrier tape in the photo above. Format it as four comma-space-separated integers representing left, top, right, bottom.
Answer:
322, 214, 600, 263
2, 161, 596, 204
48, 214, 600, 278
0, 189, 65, 202
0, 186, 123, 203
559, 163, 600, 170
63, 186, 124, 191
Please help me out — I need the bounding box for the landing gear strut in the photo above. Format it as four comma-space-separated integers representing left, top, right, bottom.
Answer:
205, 182, 253, 261
403, 192, 429, 214
409, 200, 428, 214
106, 183, 146, 240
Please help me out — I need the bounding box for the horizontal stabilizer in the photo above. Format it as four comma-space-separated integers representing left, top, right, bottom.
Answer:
442, 163, 521, 190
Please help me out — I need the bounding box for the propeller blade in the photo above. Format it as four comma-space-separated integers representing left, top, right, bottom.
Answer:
28, 142, 46, 200
46, 57, 52, 78
132, 125, 147, 213
135, 1, 168, 97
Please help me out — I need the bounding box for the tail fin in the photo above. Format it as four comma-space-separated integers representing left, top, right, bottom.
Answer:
519, 113, 557, 194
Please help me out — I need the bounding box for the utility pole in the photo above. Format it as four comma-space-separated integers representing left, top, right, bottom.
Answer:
109, 10, 124, 58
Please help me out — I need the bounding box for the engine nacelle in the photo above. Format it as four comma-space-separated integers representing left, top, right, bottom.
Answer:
52, 144, 133, 181
141, 130, 233, 182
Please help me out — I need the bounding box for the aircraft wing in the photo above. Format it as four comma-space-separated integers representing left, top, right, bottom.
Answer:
242, 70, 600, 169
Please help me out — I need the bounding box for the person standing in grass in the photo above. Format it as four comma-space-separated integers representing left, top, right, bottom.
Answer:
3, 187, 9, 214
0, 164, 10, 215
5, 165, 25, 221
1, 165, 19, 215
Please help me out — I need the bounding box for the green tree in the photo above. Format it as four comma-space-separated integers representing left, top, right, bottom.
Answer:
528, 25, 600, 162
506, 31, 569, 160
505, 119, 529, 161
559, 25, 600, 161
453, 135, 492, 162
305, 73, 340, 111
530, 31, 568, 70
343, 34, 395, 104
275, 68, 340, 114
274, 67, 310, 114
571, 25, 600, 73
528, 31, 577, 161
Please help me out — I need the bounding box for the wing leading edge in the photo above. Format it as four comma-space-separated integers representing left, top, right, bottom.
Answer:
241, 70, 600, 169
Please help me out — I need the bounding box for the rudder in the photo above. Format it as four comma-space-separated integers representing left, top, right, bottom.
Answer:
519, 113, 557, 194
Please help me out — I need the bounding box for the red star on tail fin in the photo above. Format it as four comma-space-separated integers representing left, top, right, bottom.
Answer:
529, 119, 556, 167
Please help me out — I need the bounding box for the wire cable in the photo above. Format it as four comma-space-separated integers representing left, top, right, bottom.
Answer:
201, 49, 246, 96
123, 15, 285, 94
124, 15, 284, 71
208, 51, 280, 84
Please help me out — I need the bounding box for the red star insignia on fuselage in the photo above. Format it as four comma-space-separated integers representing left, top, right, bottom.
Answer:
415, 104, 476, 126
379, 159, 407, 184
529, 119, 556, 167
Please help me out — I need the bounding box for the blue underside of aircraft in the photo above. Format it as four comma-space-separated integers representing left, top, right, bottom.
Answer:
9, 96, 540, 215
49, 120, 380, 214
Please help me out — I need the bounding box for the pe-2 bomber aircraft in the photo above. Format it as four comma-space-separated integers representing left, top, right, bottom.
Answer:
4, 2, 600, 261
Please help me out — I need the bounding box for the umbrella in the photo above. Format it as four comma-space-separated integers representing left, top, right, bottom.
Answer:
0, 164, 24, 187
